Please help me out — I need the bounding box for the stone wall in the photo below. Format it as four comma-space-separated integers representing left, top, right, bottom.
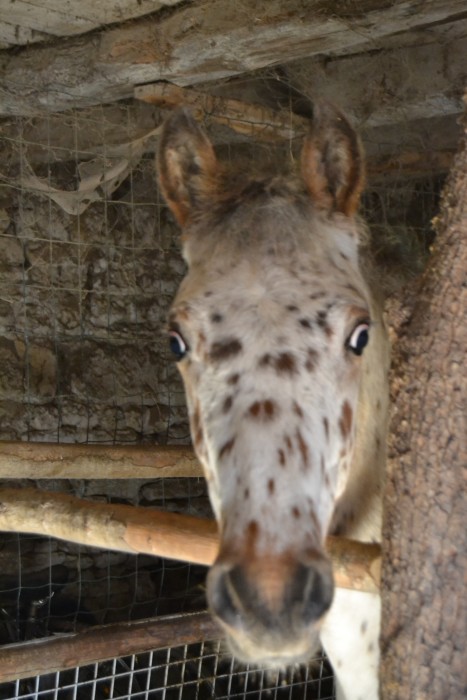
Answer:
0, 157, 190, 445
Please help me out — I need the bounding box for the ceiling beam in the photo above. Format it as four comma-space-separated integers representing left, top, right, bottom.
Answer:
0, 0, 465, 116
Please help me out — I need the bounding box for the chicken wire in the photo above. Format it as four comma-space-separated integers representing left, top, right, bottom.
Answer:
0, 641, 335, 700
0, 99, 446, 698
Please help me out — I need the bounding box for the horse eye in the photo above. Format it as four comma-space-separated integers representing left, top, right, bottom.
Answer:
347, 322, 370, 356
169, 330, 189, 361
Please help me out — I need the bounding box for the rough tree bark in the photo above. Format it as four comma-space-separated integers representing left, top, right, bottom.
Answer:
380, 98, 467, 698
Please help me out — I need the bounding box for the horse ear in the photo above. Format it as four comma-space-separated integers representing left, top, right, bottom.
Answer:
157, 109, 218, 226
301, 104, 365, 217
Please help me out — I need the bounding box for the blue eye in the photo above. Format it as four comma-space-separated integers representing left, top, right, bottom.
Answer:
347, 323, 370, 356
169, 331, 189, 361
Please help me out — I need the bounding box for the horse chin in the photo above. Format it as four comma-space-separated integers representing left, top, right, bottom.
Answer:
223, 628, 322, 670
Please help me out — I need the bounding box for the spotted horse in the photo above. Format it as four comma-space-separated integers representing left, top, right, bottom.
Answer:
157, 103, 390, 700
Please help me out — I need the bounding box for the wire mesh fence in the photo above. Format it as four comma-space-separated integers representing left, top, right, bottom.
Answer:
0, 95, 449, 699
0, 641, 335, 700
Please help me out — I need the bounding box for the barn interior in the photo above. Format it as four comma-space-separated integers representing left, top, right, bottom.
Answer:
0, 1, 465, 698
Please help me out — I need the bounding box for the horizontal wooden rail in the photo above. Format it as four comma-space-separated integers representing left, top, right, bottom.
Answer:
0, 611, 220, 684
0, 488, 381, 683
0, 441, 203, 479
0, 488, 381, 592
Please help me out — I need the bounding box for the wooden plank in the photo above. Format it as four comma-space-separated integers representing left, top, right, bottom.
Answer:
0, 611, 221, 683
135, 83, 309, 142
0, 487, 381, 594
0, 0, 464, 116
0, 20, 50, 49
0, 441, 203, 478
0, 0, 185, 47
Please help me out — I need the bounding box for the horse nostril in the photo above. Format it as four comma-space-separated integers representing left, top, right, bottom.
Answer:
208, 558, 334, 633
296, 562, 334, 624
207, 565, 244, 630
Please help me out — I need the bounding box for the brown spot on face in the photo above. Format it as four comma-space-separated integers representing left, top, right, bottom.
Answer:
191, 403, 202, 437
219, 437, 235, 460
210, 338, 243, 363
227, 373, 240, 386
210, 312, 223, 323
299, 318, 312, 329
258, 353, 271, 368
249, 401, 260, 418
296, 429, 310, 471
222, 395, 234, 414
323, 416, 329, 440
317, 310, 333, 337
293, 401, 304, 418
275, 352, 297, 375
292, 506, 301, 519
285, 434, 293, 452
340, 252, 350, 261
244, 487, 250, 500
248, 400, 278, 421
376, 399, 382, 411
305, 348, 318, 372
245, 520, 259, 555
278, 448, 286, 467
195, 427, 204, 450
286, 305, 299, 312
268, 479, 275, 495
259, 352, 298, 375
361, 621, 368, 635
339, 400, 353, 438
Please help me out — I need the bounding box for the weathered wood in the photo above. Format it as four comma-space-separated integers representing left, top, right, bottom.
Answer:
0, 487, 381, 594
135, 83, 308, 142
279, 28, 466, 128
380, 98, 466, 698
0, 0, 185, 48
0, 611, 221, 683
0, 0, 464, 116
0, 487, 218, 564
0, 440, 203, 478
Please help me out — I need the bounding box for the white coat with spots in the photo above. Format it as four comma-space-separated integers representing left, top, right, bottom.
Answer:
157, 105, 390, 700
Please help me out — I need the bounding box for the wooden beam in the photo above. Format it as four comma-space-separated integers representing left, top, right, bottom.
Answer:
135, 83, 308, 142
0, 487, 218, 564
0, 0, 464, 116
0, 441, 203, 478
0, 610, 221, 683
0, 487, 382, 594
0, 0, 185, 48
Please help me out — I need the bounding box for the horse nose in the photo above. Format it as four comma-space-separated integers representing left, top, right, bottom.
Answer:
207, 555, 334, 634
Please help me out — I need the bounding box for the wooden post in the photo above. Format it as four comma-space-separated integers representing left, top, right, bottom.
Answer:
380, 97, 466, 698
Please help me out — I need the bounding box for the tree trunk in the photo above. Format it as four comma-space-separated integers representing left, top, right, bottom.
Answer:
380, 98, 467, 698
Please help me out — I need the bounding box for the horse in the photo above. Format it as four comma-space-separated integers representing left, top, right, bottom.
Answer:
157, 103, 390, 700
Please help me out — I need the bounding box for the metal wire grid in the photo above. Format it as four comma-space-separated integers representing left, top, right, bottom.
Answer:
0, 641, 335, 700
0, 527, 208, 644
0, 105, 189, 446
